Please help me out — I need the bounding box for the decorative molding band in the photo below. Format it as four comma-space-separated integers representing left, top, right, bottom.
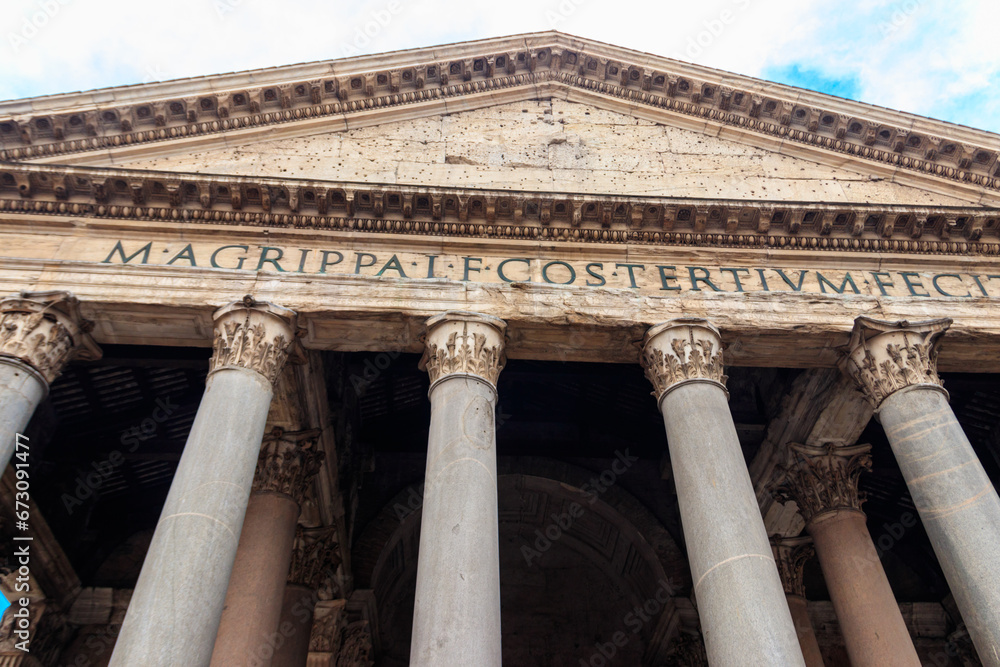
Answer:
772, 443, 872, 524
210, 295, 299, 385
640, 318, 727, 403
841, 316, 951, 409
288, 524, 341, 592
0, 291, 101, 385
1, 162, 998, 255
253, 427, 324, 505
2, 38, 998, 194
770, 535, 815, 598
420, 311, 506, 390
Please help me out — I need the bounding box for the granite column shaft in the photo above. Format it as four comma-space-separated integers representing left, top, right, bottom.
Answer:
642, 319, 804, 667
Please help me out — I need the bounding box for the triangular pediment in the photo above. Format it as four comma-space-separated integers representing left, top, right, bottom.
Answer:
114, 99, 980, 206
2, 32, 999, 208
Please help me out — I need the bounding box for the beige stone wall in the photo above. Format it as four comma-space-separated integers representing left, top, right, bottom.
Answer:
120, 100, 975, 206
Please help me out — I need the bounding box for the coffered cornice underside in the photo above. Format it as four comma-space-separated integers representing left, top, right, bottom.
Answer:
2, 162, 998, 256
1, 33, 999, 203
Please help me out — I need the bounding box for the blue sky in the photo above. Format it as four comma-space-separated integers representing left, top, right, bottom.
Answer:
1, 0, 998, 132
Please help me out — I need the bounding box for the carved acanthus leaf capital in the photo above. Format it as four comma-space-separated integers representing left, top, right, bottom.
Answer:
288, 524, 341, 592
253, 427, 324, 505
841, 316, 950, 409
0, 291, 101, 384
770, 535, 815, 597
337, 620, 375, 667
640, 318, 727, 403
772, 442, 872, 524
419, 311, 506, 390
308, 599, 348, 654
210, 296, 300, 385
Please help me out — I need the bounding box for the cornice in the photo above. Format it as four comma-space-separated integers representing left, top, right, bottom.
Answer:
1, 162, 998, 256
1, 33, 999, 199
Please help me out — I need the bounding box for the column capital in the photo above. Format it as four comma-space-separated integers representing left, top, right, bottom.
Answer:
419, 311, 506, 392
841, 316, 951, 410
773, 443, 872, 524
337, 620, 375, 667
640, 318, 728, 404
770, 535, 814, 598
288, 524, 341, 591
253, 427, 324, 505
0, 291, 101, 385
210, 295, 301, 384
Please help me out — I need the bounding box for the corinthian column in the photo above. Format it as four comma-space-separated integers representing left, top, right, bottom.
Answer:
775, 444, 918, 666
211, 428, 324, 666
271, 524, 341, 667
640, 318, 804, 667
409, 311, 506, 667
110, 296, 299, 667
771, 536, 825, 667
0, 291, 100, 472
843, 316, 1000, 664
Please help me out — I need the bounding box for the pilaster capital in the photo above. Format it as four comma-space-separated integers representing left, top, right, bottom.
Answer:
770, 535, 814, 598
210, 295, 301, 385
772, 443, 872, 524
0, 291, 101, 385
419, 311, 506, 392
640, 318, 727, 405
253, 427, 324, 505
288, 524, 341, 591
841, 316, 950, 410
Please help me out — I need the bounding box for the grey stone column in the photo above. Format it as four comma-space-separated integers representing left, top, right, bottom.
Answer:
409, 311, 506, 667
109, 297, 300, 667
843, 316, 1000, 665
211, 429, 323, 666
0, 291, 100, 472
640, 318, 804, 667
771, 536, 825, 667
774, 443, 918, 666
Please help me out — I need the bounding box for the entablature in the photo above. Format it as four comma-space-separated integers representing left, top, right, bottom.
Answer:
2, 161, 999, 255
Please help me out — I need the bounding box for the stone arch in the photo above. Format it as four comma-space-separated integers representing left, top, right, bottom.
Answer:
352, 458, 695, 665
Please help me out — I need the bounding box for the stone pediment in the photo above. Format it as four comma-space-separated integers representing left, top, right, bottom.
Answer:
114, 99, 984, 207
1, 32, 1000, 209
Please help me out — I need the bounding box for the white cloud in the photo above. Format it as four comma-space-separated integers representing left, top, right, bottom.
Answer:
0, 0, 997, 131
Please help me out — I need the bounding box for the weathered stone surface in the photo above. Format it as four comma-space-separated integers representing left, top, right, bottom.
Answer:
410, 312, 506, 667
121, 100, 977, 205
109, 301, 297, 667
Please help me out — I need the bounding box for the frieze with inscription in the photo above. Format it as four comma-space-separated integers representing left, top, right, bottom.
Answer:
100, 240, 1000, 298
